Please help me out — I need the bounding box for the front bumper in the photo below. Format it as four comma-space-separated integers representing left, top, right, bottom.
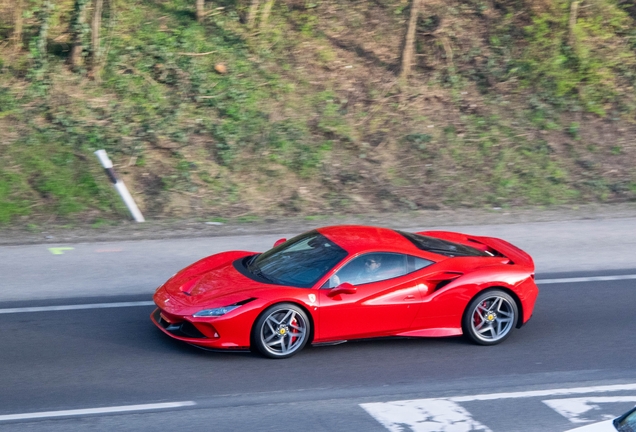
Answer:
150, 308, 250, 350
152, 309, 207, 339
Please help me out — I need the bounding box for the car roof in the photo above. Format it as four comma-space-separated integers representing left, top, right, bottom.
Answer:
317, 225, 427, 256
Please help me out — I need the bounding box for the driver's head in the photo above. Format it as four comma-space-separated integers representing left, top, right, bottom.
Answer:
364, 255, 382, 273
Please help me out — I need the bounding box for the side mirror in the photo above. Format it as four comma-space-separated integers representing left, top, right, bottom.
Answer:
273, 238, 287, 248
327, 282, 357, 297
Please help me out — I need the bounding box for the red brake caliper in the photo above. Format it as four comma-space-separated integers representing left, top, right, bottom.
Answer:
290, 317, 298, 343
474, 301, 487, 327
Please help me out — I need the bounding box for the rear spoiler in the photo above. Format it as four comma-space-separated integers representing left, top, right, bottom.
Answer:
417, 231, 534, 269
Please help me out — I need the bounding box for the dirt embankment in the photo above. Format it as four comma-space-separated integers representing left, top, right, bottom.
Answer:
1, 0, 635, 225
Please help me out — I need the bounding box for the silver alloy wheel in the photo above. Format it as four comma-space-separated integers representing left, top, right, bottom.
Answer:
469, 295, 515, 343
259, 307, 308, 357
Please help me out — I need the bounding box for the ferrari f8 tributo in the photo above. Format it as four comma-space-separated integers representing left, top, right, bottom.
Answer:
152, 225, 538, 358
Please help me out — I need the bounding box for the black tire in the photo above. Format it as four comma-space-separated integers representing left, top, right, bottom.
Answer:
462, 290, 518, 346
252, 303, 310, 359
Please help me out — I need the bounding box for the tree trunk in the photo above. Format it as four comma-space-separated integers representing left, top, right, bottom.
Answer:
196, 0, 205, 22
246, 0, 260, 29
34, 0, 54, 70
12, 0, 24, 51
260, 0, 275, 28
568, 1, 579, 47
91, 0, 104, 72
400, 0, 422, 81
69, 0, 90, 69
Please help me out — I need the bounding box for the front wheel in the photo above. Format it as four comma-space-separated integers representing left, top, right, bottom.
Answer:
252, 303, 310, 359
462, 290, 518, 346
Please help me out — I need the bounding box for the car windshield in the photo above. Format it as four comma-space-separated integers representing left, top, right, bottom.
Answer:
615, 406, 636, 432
397, 230, 490, 257
248, 231, 348, 288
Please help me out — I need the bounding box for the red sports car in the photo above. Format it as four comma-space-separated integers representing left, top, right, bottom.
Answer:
151, 225, 538, 359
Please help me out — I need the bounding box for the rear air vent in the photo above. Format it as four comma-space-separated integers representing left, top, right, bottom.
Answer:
434, 280, 453, 291
429, 271, 463, 292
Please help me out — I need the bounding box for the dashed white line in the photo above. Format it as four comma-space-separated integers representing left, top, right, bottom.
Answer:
537, 274, 636, 284
448, 383, 636, 402
0, 401, 196, 422
0, 301, 155, 314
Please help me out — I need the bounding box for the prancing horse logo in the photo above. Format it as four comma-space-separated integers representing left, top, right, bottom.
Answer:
308, 294, 316, 304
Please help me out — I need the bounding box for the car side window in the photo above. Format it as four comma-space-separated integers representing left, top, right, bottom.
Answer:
323, 253, 433, 288
410, 255, 432, 272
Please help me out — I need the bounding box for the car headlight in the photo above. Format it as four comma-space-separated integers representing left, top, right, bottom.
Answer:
193, 305, 241, 317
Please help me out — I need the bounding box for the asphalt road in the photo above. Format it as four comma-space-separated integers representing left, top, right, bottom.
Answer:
1, 219, 635, 431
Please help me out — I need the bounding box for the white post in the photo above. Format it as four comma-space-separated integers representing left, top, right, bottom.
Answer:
94, 150, 145, 222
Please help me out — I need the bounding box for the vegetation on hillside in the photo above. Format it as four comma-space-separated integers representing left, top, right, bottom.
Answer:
0, 0, 635, 225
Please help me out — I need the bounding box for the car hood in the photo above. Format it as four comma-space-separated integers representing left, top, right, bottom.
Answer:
161, 253, 270, 308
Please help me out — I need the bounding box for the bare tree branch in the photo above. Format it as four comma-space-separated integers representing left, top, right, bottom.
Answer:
247, 0, 260, 29
177, 50, 216, 56
400, 0, 422, 81
91, 0, 104, 78
568, 1, 579, 47
260, 0, 275, 28
69, 0, 90, 69
196, 0, 205, 22
12, 0, 23, 51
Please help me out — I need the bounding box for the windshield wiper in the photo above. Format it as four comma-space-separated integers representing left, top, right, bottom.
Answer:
250, 266, 275, 283
247, 254, 260, 269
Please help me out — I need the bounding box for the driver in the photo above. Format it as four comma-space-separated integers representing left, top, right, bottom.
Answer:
356, 254, 383, 284
328, 254, 384, 287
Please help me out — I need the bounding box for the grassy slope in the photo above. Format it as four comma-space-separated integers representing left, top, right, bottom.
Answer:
0, 0, 635, 225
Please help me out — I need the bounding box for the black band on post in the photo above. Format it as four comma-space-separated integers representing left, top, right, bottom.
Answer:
105, 168, 118, 184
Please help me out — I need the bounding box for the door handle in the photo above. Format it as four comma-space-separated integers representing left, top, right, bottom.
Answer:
404, 294, 415, 300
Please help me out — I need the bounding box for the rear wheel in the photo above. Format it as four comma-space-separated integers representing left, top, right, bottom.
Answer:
462, 290, 518, 345
252, 303, 310, 359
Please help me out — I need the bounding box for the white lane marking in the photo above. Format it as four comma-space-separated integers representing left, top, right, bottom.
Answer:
537, 274, 636, 284
0, 401, 196, 422
361, 399, 492, 432
543, 396, 636, 423
362, 383, 636, 431
565, 420, 615, 432
0, 301, 155, 314
449, 383, 636, 402
1, 274, 632, 315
